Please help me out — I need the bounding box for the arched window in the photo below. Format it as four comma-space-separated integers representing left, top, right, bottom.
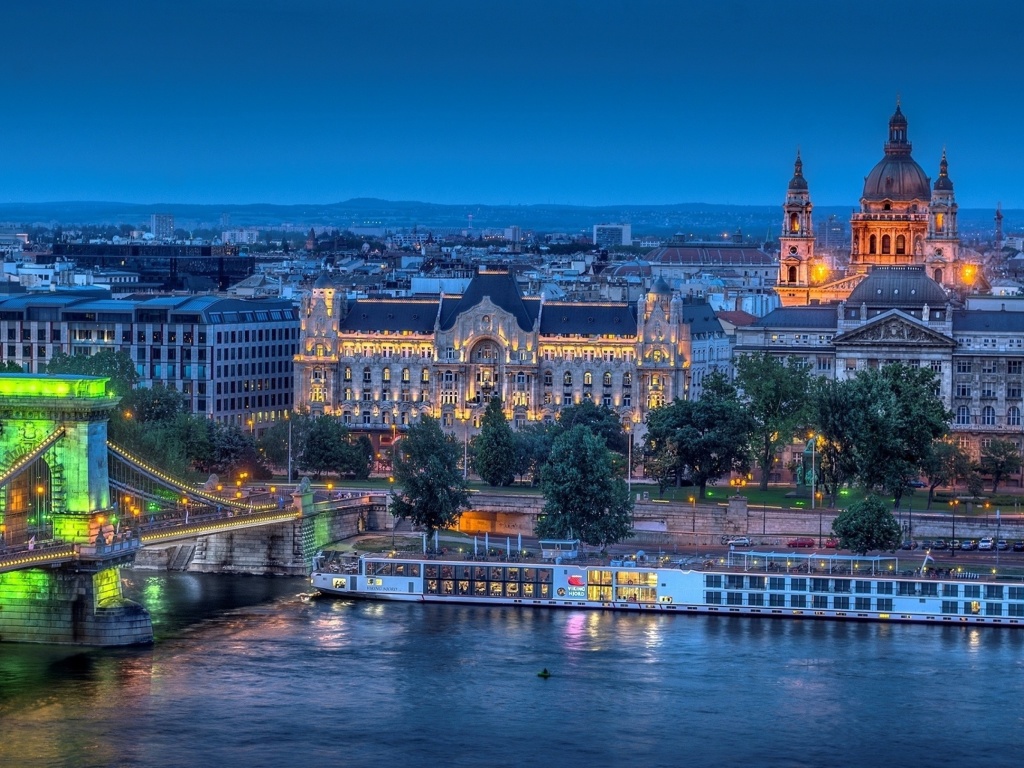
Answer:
362, 367, 372, 382
869, 235, 877, 254
933, 268, 943, 284
622, 372, 632, 387
956, 406, 971, 426
789, 212, 799, 233
583, 371, 592, 386
881, 235, 891, 255
787, 265, 797, 283
382, 368, 391, 383
1008, 407, 1021, 427
344, 367, 352, 381
421, 368, 430, 383
603, 371, 612, 387
896, 235, 906, 255
982, 406, 996, 426
563, 371, 573, 387
543, 370, 553, 387
402, 368, 410, 383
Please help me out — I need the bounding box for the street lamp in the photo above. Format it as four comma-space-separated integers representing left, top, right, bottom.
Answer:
996, 509, 1002, 570
808, 432, 817, 510
949, 499, 959, 558
35, 484, 45, 538
625, 421, 633, 494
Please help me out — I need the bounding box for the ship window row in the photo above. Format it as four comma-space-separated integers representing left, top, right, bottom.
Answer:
706, 592, 894, 612
941, 601, 1024, 617
589, 569, 657, 587
368, 561, 422, 577
425, 580, 552, 599
424, 565, 553, 583
706, 575, 893, 594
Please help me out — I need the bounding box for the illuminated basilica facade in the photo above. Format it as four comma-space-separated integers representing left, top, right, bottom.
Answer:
777, 103, 966, 307
293, 269, 730, 444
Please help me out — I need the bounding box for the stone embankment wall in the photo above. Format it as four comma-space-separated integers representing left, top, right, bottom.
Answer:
459, 492, 1024, 550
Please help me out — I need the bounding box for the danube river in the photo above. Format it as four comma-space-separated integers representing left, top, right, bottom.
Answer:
2, 572, 1024, 768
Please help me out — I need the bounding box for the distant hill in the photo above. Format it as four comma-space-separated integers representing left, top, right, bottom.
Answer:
0, 199, 1012, 241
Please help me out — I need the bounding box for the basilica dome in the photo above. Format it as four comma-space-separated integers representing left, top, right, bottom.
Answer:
861, 104, 931, 202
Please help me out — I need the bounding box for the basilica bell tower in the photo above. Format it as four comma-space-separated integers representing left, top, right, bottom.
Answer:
778, 151, 816, 288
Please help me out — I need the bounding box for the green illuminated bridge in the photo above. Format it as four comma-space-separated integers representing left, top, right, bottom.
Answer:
0, 374, 374, 646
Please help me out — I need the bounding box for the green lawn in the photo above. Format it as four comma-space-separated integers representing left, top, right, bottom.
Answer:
277, 471, 1024, 515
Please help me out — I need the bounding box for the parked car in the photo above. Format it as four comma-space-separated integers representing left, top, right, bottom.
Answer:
931, 539, 947, 550
961, 539, 976, 551
726, 537, 752, 547
788, 537, 816, 548
900, 540, 919, 550
825, 537, 839, 549
997, 539, 1010, 551
1013, 540, 1024, 552
908, 480, 926, 488
950, 539, 962, 549
978, 537, 995, 551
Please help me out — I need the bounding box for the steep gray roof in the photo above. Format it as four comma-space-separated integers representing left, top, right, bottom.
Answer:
847, 266, 948, 307
952, 310, 1024, 333
539, 302, 637, 336
752, 307, 839, 330
340, 299, 439, 333
438, 270, 538, 332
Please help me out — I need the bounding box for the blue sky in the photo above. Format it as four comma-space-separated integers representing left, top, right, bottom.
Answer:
2, 0, 1022, 208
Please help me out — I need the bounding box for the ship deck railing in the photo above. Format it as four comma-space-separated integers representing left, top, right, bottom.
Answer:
724, 550, 901, 576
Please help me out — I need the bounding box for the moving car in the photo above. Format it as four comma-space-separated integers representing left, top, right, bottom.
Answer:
726, 537, 752, 547
788, 537, 816, 548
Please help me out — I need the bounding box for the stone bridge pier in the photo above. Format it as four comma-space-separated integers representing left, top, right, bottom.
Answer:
0, 374, 152, 646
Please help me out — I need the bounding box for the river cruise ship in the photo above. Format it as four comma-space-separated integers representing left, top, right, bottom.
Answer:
311, 540, 1024, 628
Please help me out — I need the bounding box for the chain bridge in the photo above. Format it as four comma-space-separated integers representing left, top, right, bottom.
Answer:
0, 374, 384, 646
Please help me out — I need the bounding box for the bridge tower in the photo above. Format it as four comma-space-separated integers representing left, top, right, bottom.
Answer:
0, 374, 152, 645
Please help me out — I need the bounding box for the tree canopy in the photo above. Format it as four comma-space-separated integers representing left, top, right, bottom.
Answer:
536, 425, 633, 549
643, 372, 753, 497
45, 349, 138, 396
980, 438, 1022, 493
472, 397, 517, 486
554, 400, 628, 454
830, 495, 903, 555
390, 416, 470, 538
735, 353, 812, 490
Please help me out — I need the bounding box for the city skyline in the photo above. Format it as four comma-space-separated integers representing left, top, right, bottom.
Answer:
3, 1, 1023, 209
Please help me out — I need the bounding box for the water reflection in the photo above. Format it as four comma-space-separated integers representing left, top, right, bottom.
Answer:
3, 576, 1024, 768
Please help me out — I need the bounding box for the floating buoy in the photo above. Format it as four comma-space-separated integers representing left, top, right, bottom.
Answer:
537, 668, 551, 679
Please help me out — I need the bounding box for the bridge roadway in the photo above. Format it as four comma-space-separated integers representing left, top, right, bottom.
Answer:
0, 492, 382, 575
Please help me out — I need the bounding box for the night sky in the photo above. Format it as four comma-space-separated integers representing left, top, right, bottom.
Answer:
2, 0, 1022, 208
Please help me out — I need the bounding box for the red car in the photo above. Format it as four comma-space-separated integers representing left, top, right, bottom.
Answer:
788, 537, 816, 548
825, 538, 839, 549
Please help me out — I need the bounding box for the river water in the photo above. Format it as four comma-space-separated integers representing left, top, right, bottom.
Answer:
2, 571, 1024, 768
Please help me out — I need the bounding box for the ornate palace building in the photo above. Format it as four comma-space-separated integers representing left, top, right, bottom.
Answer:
293, 268, 730, 445
777, 103, 970, 307
737, 266, 1024, 479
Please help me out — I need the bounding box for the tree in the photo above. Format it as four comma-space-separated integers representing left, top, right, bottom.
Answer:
536, 425, 633, 549
921, 439, 972, 509
390, 416, 470, 538
0, 360, 23, 372
299, 416, 352, 479
831, 495, 903, 555
553, 400, 628, 454
981, 439, 1022, 493
472, 397, 517, 486
45, 349, 138, 396
809, 377, 861, 506
735, 353, 812, 490
643, 372, 753, 498
853, 364, 950, 506
512, 422, 554, 485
